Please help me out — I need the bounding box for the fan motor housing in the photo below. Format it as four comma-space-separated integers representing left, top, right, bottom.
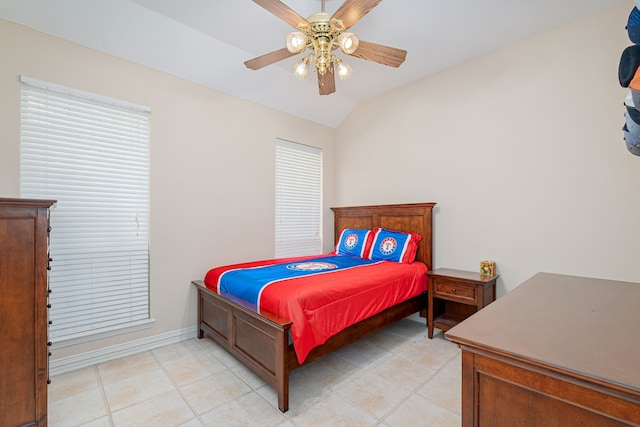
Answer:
305, 12, 344, 51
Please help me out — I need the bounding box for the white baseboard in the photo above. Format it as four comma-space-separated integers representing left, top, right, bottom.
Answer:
49, 326, 198, 376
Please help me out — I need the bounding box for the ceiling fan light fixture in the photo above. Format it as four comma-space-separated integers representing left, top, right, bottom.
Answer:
338, 32, 359, 55
335, 58, 353, 80
286, 31, 307, 53
293, 56, 311, 79
245, 0, 407, 96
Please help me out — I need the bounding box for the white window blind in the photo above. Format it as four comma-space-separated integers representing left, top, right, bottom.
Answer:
20, 76, 151, 346
275, 139, 322, 257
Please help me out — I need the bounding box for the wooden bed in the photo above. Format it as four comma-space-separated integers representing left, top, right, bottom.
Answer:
192, 202, 435, 412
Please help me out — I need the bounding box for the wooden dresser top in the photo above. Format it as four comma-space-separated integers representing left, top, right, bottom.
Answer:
446, 272, 640, 393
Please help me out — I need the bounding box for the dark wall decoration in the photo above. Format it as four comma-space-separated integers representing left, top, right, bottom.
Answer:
620, 2, 640, 156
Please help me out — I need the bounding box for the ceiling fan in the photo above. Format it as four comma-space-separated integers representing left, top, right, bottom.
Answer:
244, 0, 407, 95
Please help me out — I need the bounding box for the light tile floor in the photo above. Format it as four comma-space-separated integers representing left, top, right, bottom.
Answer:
48, 320, 461, 426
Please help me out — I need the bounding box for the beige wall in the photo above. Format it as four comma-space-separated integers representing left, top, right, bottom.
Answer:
2, 2, 638, 359
0, 19, 336, 359
336, 2, 640, 294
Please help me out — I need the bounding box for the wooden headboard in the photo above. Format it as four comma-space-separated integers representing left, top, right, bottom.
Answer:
330, 202, 436, 270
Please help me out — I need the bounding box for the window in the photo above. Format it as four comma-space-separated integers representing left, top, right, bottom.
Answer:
20, 76, 152, 347
274, 139, 322, 257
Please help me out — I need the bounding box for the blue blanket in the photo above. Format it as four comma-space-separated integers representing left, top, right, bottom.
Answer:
218, 255, 379, 306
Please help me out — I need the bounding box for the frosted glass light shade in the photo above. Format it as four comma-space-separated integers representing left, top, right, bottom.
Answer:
338, 33, 359, 54
336, 59, 352, 80
286, 32, 307, 53
293, 57, 310, 79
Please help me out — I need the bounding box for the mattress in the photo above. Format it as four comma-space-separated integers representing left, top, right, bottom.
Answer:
204, 254, 428, 363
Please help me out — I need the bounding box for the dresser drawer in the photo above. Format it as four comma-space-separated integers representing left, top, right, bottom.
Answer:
434, 280, 477, 303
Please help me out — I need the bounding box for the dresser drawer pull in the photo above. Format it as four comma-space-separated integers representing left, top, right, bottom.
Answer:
47, 341, 52, 347
451, 288, 456, 293
47, 304, 52, 308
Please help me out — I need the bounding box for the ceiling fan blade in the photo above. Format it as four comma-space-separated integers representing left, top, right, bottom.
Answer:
244, 48, 297, 70
331, 0, 383, 30
252, 0, 308, 29
349, 40, 407, 67
318, 68, 336, 95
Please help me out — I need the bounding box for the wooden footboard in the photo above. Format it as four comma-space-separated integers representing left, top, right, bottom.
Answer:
194, 280, 426, 412
194, 202, 435, 412
195, 281, 292, 411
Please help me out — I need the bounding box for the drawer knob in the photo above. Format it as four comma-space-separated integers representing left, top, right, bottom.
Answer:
451, 288, 456, 293
47, 304, 52, 308
47, 341, 52, 347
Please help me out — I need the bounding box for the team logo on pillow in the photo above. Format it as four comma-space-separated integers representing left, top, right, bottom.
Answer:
379, 237, 397, 255
344, 233, 359, 250
287, 262, 338, 271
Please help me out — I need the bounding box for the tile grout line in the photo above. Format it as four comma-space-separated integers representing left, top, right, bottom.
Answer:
49, 322, 460, 427
93, 363, 116, 427
194, 337, 304, 426
337, 334, 462, 425
274, 326, 433, 426
150, 342, 208, 426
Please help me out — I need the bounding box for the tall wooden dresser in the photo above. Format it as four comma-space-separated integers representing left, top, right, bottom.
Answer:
0, 198, 56, 427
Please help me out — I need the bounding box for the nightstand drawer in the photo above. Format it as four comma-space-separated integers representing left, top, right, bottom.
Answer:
434, 280, 476, 303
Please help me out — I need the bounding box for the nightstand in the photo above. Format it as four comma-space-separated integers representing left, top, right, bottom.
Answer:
427, 268, 498, 339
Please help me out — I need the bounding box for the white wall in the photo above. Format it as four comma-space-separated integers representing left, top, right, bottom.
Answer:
0, 19, 336, 359
336, 2, 640, 295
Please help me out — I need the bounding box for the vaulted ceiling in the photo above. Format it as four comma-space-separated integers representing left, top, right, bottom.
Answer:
0, 0, 627, 127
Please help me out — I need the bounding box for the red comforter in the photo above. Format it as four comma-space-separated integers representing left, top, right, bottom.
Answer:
204, 255, 428, 363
